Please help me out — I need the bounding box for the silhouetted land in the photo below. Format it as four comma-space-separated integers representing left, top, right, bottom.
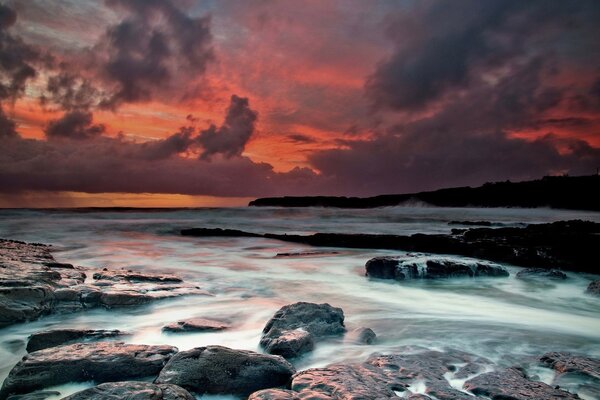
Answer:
249, 175, 600, 211
181, 220, 599, 273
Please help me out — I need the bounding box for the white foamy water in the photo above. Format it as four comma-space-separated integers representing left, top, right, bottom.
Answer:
0, 206, 599, 398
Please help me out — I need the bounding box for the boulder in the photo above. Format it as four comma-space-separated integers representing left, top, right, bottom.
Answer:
463, 367, 579, 399
62, 381, 195, 400
365, 256, 508, 281
345, 327, 376, 345
540, 352, 600, 379
516, 268, 567, 280
586, 280, 600, 296
6, 392, 60, 400
93, 270, 182, 283
0, 342, 177, 399
261, 329, 315, 359
155, 345, 295, 396
248, 389, 299, 400
26, 328, 126, 352
162, 318, 230, 333
260, 302, 345, 358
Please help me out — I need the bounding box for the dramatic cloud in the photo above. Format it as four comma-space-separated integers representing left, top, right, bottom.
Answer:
45, 110, 105, 140
96, 0, 214, 108
0, 105, 16, 137
41, 71, 103, 111
197, 95, 258, 159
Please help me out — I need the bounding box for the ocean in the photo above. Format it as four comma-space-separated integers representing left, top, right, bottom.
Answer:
1, 206, 599, 398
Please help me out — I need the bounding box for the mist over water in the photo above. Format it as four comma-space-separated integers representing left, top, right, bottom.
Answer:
1, 206, 599, 398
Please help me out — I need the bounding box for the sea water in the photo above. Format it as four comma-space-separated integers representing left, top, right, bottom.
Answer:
0, 206, 599, 398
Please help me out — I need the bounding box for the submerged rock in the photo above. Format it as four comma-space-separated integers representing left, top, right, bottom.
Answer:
365, 255, 509, 281
463, 367, 579, 399
248, 389, 299, 400
162, 318, 230, 333
345, 327, 376, 345
155, 345, 295, 396
6, 391, 60, 400
0, 342, 177, 399
260, 302, 345, 358
0, 239, 209, 328
516, 267, 567, 280
540, 352, 600, 379
586, 280, 600, 296
26, 328, 126, 352
62, 381, 195, 400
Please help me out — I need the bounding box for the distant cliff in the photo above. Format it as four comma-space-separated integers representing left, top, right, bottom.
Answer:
249, 175, 600, 211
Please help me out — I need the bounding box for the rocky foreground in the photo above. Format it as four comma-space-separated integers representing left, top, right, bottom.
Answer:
182, 219, 600, 273
0, 239, 209, 328
0, 300, 599, 399
1, 238, 599, 399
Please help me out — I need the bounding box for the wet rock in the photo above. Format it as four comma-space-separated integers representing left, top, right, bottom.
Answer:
155, 345, 295, 396
345, 327, 376, 345
365, 255, 508, 281
26, 328, 127, 352
6, 391, 60, 400
464, 367, 579, 399
586, 280, 600, 296
275, 251, 339, 258
260, 302, 345, 358
248, 389, 299, 400
0, 238, 209, 327
62, 381, 195, 400
262, 329, 315, 359
540, 352, 600, 379
162, 318, 230, 333
0, 342, 177, 399
93, 270, 183, 283
516, 267, 567, 280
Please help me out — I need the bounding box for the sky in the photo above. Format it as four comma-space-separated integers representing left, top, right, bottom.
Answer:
0, 0, 599, 207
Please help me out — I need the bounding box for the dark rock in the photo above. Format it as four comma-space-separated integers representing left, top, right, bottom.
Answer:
155, 345, 295, 396
6, 391, 60, 400
365, 256, 508, 281
0, 342, 177, 399
262, 329, 315, 359
463, 367, 579, 399
345, 327, 376, 345
181, 228, 262, 237
93, 270, 183, 283
540, 352, 600, 379
62, 381, 195, 400
185, 220, 600, 273
275, 251, 339, 258
0, 239, 209, 328
26, 328, 127, 352
260, 302, 345, 358
516, 268, 567, 280
586, 280, 600, 296
162, 318, 230, 332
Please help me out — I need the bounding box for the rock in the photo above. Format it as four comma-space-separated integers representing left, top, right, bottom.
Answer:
6, 391, 60, 400
345, 327, 376, 345
275, 251, 339, 258
155, 345, 295, 396
260, 302, 345, 358
0, 238, 209, 328
463, 367, 579, 399
516, 268, 567, 280
586, 280, 600, 296
0, 342, 177, 399
62, 381, 195, 400
93, 270, 183, 283
186, 220, 600, 273
162, 318, 230, 332
288, 349, 488, 399
26, 328, 127, 352
365, 255, 508, 281
262, 329, 315, 359
248, 389, 299, 400
540, 352, 600, 379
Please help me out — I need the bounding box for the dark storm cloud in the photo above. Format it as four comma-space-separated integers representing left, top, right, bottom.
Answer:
0, 104, 16, 137
41, 71, 103, 111
197, 95, 258, 159
97, 0, 214, 108
45, 110, 106, 140
137, 126, 195, 160
365, 0, 600, 112
287, 134, 316, 144
0, 3, 40, 101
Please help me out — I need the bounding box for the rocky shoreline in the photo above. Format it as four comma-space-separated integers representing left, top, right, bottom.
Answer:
1, 235, 599, 399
